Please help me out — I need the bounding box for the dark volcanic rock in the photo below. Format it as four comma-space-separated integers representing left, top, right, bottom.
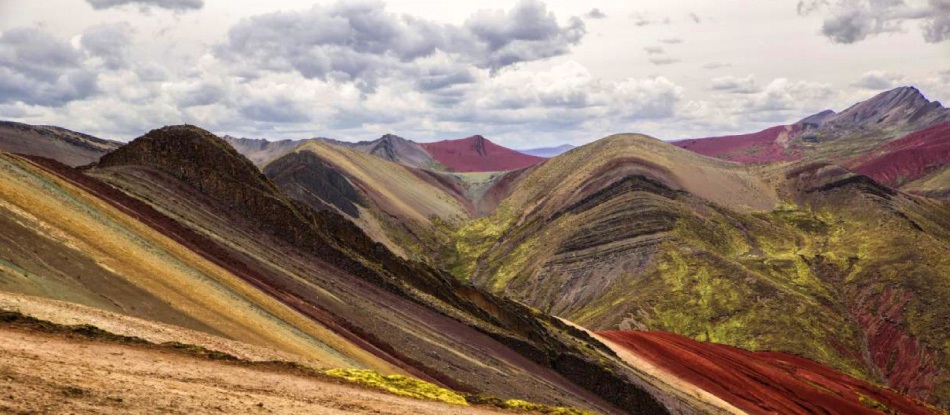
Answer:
265, 150, 365, 218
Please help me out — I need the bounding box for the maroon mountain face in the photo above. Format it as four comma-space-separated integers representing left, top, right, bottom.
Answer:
673, 125, 802, 163
420, 135, 545, 172
846, 121, 950, 187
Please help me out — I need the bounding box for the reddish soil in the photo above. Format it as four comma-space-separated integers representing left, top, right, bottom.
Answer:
847, 286, 939, 401
674, 125, 801, 163
420, 136, 545, 172
598, 330, 940, 415
847, 122, 950, 187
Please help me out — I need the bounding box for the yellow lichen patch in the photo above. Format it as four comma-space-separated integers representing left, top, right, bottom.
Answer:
499, 399, 598, 415
322, 368, 468, 406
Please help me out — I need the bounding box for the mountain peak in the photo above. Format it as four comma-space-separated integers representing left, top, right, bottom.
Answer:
419, 135, 544, 172
98, 124, 281, 199
378, 133, 406, 142
824, 85, 948, 129
466, 135, 489, 156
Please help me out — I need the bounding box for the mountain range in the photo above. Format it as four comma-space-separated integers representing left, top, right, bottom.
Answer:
673, 86, 950, 197
0, 85, 947, 414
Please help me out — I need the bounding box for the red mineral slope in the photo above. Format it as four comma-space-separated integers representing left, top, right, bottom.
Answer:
598, 330, 940, 415
847, 122, 950, 187
847, 285, 939, 402
420, 135, 545, 172
673, 125, 801, 163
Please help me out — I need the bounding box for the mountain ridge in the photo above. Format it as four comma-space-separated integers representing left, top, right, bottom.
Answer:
0, 120, 123, 167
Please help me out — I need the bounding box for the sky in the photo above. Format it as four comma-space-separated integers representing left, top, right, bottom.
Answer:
0, 0, 948, 147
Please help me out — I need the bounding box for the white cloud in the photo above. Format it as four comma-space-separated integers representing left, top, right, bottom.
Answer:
851, 70, 907, 89
649, 57, 680, 65
86, 0, 204, 12
802, 0, 950, 43
711, 75, 760, 94
217, 0, 584, 92
585, 8, 607, 19
0, 28, 99, 107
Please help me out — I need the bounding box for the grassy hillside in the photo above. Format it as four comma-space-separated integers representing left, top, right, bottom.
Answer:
442, 134, 950, 407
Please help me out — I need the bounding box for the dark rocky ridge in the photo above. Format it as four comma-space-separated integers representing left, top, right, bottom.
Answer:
264, 150, 366, 218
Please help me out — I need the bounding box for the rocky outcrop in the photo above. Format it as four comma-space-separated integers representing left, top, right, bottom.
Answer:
264, 150, 366, 218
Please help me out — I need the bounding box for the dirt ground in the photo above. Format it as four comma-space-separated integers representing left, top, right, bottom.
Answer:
0, 327, 538, 415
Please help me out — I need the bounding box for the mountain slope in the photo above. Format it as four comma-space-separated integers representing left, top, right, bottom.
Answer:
263, 140, 473, 259
846, 121, 950, 189
599, 331, 940, 415
447, 133, 950, 407
0, 121, 122, 166
421, 135, 546, 172
673, 125, 801, 163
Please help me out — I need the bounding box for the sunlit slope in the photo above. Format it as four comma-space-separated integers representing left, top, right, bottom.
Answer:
904, 164, 950, 198
0, 152, 392, 370
84, 126, 677, 414
264, 140, 473, 258
450, 134, 950, 407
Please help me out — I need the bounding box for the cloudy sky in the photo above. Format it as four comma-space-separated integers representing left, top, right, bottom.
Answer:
0, 0, 947, 147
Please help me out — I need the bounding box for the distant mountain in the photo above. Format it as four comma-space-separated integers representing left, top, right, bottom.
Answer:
345, 134, 444, 170
810, 86, 949, 131
221, 135, 304, 166
673, 125, 801, 163
225, 133, 538, 173
0, 121, 122, 167
519, 144, 576, 158
420, 135, 546, 172
676, 86, 950, 166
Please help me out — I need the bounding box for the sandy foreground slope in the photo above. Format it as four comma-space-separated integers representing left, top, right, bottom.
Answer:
0, 292, 558, 415
0, 327, 538, 415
